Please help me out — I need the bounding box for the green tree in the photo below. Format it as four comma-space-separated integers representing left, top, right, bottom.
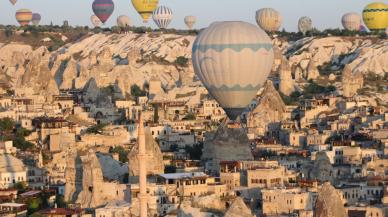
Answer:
131, 84, 146, 97
175, 56, 189, 67
0, 117, 14, 132
110, 146, 129, 163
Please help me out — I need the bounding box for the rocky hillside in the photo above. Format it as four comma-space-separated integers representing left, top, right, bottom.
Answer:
0, 32, 386, 102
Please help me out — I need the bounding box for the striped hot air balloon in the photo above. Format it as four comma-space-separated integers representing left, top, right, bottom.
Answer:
92, 0, 114, 24
32, 13, 41, 26
131, 0, 159, 23
255, 8, 282, 32
362, 2, 388, 31
152, 6, 173, 29
192, 21, 274, 120
9, 0, 17, 6
342, 13, 361, 31
184, 16, 196, 30
15, 9, 32, 26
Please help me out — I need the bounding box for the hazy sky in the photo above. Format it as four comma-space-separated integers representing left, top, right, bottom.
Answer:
0, 0, 385, 31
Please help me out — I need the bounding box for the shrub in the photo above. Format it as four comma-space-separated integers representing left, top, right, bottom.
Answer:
175, 56, 189, 67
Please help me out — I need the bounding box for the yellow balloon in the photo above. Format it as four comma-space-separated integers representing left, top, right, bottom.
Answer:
362, 2, 388, 31
131, 0, 159, 23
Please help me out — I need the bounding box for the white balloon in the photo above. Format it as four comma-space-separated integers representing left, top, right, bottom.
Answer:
184, 16, 196, 30
117, 15, 131, 27
298, 16, 313, 34
9, 0, 17, 5
342, 12, 361, 31
255, 8, 282, 32
192, 21, 274, 120
152, 6, 173, 29
90, 15, 102, 28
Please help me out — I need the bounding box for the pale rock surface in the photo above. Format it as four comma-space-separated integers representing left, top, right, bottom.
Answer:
278, 57, 295, 95
178, 201, 219, 217
315, 182, 347, 217
192, 194, 227, 212
128, 127, 164, 177
224, 197, 253, 217
342, 64, 363, 98
247, 80, 287, 137
307, 60, 320, 80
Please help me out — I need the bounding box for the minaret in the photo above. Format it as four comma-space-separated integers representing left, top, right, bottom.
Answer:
138, 113, 147, 217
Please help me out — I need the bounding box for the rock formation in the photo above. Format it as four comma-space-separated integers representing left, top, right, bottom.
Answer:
307, 60, 320, 80
342, 64, 363, 98
224, 197, 253, 217
127, 127, 164, 177
278, 57, 295, 96
314, 182, 347, 217
202, 123, 253, 174
247, 80, 287, 137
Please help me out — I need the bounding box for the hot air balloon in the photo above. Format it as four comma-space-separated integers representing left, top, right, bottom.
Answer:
152, 6, 173, 29
15, 9, 32, 26
91, 15, 103, 28
9, 0, 17, 5
362, 2, 388, 31
255, 8, 282, 32
31, 13, 41, 26
117, 15, 131, 27
92, 0, 114, 24
342, 13, 362, 31
192, 21, 274, 120
184, 16, 196, 30
131, 0, 159, 23
298, 16, 313, 35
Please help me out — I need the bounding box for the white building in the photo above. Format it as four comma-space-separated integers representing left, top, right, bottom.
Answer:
0, 154, 27, 189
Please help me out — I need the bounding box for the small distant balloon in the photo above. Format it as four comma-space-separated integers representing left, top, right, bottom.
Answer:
131, 0, 159, 23
298, 16, 312, 35
342, 13, 361, 31
184, 16, 196, 30
152, 6, 173, 29
15, 9, 32, 26
92, 0, 114, 24
91, 15, 103, 28
9, 0, 17, 5
255, 8, 282, 32
117, 15, 131, 27
32, 13, 41, 26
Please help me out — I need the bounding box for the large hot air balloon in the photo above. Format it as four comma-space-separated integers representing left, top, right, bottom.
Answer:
31, 13, 41, 26
184, 16, 196, 30
342, 13, 362, 31
192, 21, 274, 120
131, 0, 159, 23
152, 6, 173, 29
298, 16, 313, 35
362, 2, 388, 31
255, 8, 282, 32
117, 15, 131, 27
15, 9, 32, 26
9, 0, 17, 5
91, 15, 103, 28
92, 0, 114, 24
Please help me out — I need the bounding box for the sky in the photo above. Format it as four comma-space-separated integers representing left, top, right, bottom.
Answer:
0, 0, 385, 31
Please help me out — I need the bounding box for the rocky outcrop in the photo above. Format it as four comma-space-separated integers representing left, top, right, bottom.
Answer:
278, 57, 295, 95
128, 127, 164, 177
247, 80, 287, 137
202, 123, 253, 174
307, 60, 320, 80
192, 194, 227, 212
342, 64, 364, 98
314, 182, 347, 217
224, 197, 253, 217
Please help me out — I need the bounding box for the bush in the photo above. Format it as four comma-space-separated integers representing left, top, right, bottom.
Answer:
131, 84, 146, 97
185, 143, 203, 160
86, 123, 107, 134
175, 56, 189, 67
0, 117, 14, 132
110, 146, 129, 163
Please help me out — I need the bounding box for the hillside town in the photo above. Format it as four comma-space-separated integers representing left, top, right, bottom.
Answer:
0, 27, 387, 217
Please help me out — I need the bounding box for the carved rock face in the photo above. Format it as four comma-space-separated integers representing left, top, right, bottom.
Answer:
315, 182, 347, 217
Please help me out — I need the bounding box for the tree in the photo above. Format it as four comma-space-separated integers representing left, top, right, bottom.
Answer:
110, 146, 129, 163
0, 117, 14, 132
175, 56, 189, 67
130, 84, 146, 97
185, 143, 203, 160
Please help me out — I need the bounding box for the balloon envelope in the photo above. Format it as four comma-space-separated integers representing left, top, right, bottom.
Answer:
32, 13, 41, 26
255, 8, 282, 32
298, 16, 312, 34
117, 15, 131, 27
131, 0, 159, 23
91, 15, 103, 28
362, 2, 388, 31
92, 0, 114, 24
9, 0, 17, 5
16, 9, 32, 26
184, 16, 196, 30
152, 6, 173, 29
192, 21, 274, 120
342, 12, 361, 31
